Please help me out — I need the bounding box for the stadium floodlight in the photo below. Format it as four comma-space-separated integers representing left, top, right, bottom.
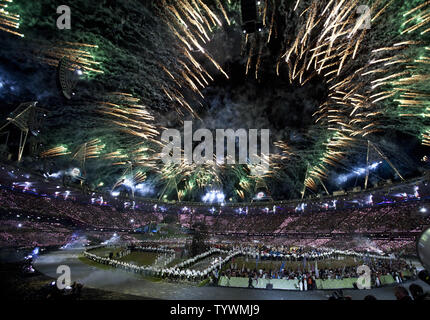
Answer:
57, 57, 81, 99
202, 190, 225, 203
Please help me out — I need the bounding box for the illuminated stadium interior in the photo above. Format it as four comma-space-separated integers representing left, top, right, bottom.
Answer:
0, 0, 430, 304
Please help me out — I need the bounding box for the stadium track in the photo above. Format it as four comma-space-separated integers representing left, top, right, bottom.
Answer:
35, 249, 430, 300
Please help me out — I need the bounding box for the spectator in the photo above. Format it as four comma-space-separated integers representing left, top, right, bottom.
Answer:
394, 286, 412, 301
248, 274, 254, 288
409, 284, 429, 301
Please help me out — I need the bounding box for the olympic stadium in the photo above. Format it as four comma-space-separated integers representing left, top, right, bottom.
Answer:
1, 0, 430, 304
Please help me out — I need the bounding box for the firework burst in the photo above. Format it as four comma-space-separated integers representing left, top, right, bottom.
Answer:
12, 0, 429, 201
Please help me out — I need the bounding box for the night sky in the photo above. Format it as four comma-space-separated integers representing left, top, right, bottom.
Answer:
0, 0, 428, 201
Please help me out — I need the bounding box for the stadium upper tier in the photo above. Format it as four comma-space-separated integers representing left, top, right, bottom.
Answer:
1, 180, 429, 238
1, 162, 430, 247
1, 163, 430, 214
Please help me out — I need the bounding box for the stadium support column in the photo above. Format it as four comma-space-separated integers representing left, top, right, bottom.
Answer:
158, 180, 170, 201
301, 164, 309, 199
73, 142, 88, 178
158, 176, 180, 201
0, 102, 45, 162
318, 177, 330, 196
366, 140, 405, 185
130, 162, 135, 201
111, 161, 136, 200
174, 177, 181, 201
18, 130, 29, 162
364, 140, 370, 190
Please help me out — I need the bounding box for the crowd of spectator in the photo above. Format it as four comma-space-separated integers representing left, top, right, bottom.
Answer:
1, 187, 429, 253
222, 257, 416, 288
0, 188, 162, 231
330, 284, 430, 300
179, 201, 430, 235
210, 236, 418, 255
0, 216, 139, 248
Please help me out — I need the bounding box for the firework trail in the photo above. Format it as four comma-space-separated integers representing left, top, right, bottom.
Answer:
40, 145, 70, 158
35, 42, 104, 75
156, 0, 230, 118
0, 0, 23, 38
